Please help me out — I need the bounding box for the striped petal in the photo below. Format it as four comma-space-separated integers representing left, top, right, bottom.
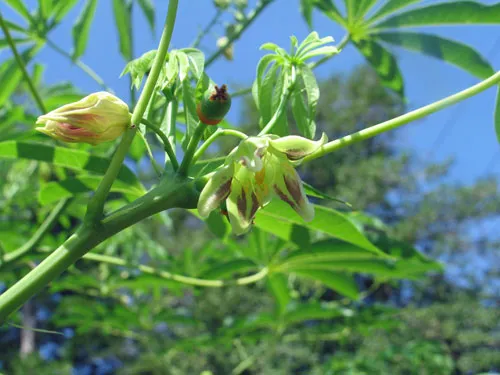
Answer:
197, 164, 234, 218
273, 164, 314, 222
226, 166, 261, 235
269, 133, 327, 162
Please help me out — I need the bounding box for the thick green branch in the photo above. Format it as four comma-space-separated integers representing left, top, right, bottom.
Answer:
85, 0, 179, 223
0, 13, 46, 112
205, 0, 275, 67
304, 70, 500, 162
82, 253, 268, 288
178, 121, 206, 176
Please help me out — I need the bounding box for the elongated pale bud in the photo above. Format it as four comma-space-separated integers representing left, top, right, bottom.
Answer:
36, 92, 131, 145
196, 84, 232, 125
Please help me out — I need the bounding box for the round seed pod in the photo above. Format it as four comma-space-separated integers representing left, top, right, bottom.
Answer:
196, 84, 231, 125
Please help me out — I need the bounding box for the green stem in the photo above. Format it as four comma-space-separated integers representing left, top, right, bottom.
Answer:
304, 70, 500, 162
0, 13, 46, 113
258, 65, 296, 135
85, 0, 179, 223
178, 121, 206, 176
191, 9, 222, 48
83, 252, 268, 287
205, 0, 275, 67
44, 38, 112, 92
1, 199, 72, 266
0, 175, 197, 323
309, 33, 349, 70
165, 100, 178, 154
192, 128, 247, 164
141, 118, 179, 170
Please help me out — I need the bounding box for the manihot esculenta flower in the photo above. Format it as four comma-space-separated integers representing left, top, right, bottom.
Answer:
198, 133, 328, 235
36, 92, 131, 145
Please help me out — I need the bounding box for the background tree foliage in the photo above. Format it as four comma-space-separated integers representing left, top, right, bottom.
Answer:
0, 1, 499, 374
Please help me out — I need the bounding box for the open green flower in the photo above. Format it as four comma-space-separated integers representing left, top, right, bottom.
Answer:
36, 92, 131, 145
198, 133, 327, 235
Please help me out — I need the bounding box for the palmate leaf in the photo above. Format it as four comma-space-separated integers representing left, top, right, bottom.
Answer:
368, 0, 421, 24
254, 200, 386, 256
0, 141, 142, 188
374, 31, 494, 80
354, 38, 404, 96
375, 1, 500, 29
275, 239, 443, 278
4, 0, 33, 22
39, 175, 145, 205
292, 270, 359, 299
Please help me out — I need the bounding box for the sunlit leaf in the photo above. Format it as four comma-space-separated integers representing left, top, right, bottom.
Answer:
376, 2, 500, 29
293, 270, 359, 299
355, 38, 404, 96
4, 0, 32, 22
368, 0, 421, 24
72, 0, 98, 60
267, 273, 290, 316
255, 200, 385, 256
112, 0, 133, 61
39, 175, 145, 205
0, 141, 141, 187
375, 31, 494, 79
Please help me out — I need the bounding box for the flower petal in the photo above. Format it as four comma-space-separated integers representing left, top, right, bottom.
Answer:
273, 165, 314, 222
226, 167, 261, 235
197, 164, 234, 218
269, 133, 327, 161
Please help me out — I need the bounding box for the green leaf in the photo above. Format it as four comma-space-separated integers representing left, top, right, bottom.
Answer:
299, 64, 319, 138
0, 141, 142, 188
180, 48, 205, 81
302, 182, 352, 208
293, 270, 359, 299
300, 0, 314, 28
376, 2, 500, 29
201, 259, 257, 279
267, 273, 290, 316
283, 301, 352, 325
375, 31, 494, 79
368, 0, 421, 24
136, 0, 155, 35
52, 0, 80, 23
120, 49, 156, 89
354, 0, 378, 18
495, 85, 500, 144
0, 46, 38, 107
291, 86, 314, 138
112, 0, 133, 61
254, 200, 385, 256
4, 0, 32, 22
276, 239, 442, 278
354, 38, 404, 96
258, 62, 280, 128
39, 175, 144, 205
181, 80, 198, 150
175, 51, 190, 82
38, 0, 52, 20
313, 0, 347, 27
72, 0, 98, 60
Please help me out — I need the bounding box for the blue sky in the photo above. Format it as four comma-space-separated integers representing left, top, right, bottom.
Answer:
2, 0, 499, 185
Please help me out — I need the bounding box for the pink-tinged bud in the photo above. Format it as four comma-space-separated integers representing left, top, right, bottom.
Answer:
36, 92, 131, 145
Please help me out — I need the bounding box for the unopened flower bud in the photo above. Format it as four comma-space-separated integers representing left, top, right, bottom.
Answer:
196, 84, 232, 125
36, 92, 131, 145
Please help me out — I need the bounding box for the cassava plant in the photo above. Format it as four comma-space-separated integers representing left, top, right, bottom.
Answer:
0, 0, 499, 328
